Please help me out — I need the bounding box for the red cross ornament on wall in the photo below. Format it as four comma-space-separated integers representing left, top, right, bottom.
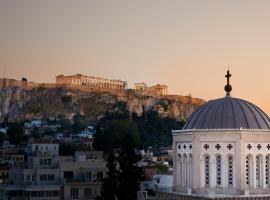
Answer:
227, 144, 233, 150
203, 144, 209, 150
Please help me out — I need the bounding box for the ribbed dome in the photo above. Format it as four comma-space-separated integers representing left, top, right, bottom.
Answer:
183, 97, 270, 130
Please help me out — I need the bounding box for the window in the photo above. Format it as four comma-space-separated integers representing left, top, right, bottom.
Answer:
84, 188, 92, 200
256, 155, 262, 188
26, 175, 30, 182
40, 175, 47, 181
70, 188, 78, 200
39, 158, 52, 166
46, 191, 59, 197
84, 171, 91, 181
48, 175, 55, 181
216, 155, 222, 187
97, 172, 103, 182
246, 155, 251, 185
39, 159, 44, 166
228, 156, 233, 187
31, 191, 45, 197
266, 156, 270, 186
205, 155, 210, 187
40, 174, 55, 181
156, 177, 160, 184
64, 171, 74, 181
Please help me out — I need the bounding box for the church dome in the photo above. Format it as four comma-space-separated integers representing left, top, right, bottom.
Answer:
183, 97, 270, 130
183, 70, 270, 130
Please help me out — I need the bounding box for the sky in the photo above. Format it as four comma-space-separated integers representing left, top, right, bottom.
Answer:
1, 0, 270, 113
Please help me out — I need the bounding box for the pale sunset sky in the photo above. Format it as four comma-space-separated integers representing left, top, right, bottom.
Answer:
1, 1, 270, 113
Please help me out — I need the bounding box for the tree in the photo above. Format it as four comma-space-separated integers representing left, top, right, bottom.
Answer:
57, 117, 71, 133
97, 151, 119, 200
72, 114, 88, 133
117, 131, 143, 200
93, 119, 139, 154
7, 123, 27, 145
95, 114, 143, 200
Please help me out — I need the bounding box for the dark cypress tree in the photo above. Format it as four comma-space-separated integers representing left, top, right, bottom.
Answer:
117, 131, 143, 200
96, 151, 119, 200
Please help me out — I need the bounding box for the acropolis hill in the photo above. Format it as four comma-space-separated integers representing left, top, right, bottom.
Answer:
0, 74, 205, 123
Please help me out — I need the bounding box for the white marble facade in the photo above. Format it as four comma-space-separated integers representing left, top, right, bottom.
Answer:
173, 129, 270, 196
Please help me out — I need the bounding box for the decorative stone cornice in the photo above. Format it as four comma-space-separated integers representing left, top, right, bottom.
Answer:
172, 128, 270, 135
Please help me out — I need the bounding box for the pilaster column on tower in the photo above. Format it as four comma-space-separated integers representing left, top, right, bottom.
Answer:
181, 159, 184, 187
176, 158, 180, 187
262, 156, 266, 188
187, 158, 190, 188
252, 156, 257, 189
221, 155, 226, 188
184, 159, 187, 187
189, 157, 193, 188
210, 157, 215, 188
200, 156, 204, 188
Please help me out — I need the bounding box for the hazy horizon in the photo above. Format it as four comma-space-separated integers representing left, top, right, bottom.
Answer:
1, 0, 270, 114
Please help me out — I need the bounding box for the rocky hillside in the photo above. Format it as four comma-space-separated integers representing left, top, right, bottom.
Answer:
0, 86, 205, 123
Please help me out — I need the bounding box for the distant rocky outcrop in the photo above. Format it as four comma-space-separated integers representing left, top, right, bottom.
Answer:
0, 85, 205, 123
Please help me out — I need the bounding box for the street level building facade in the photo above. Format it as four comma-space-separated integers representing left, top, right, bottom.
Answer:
173, 70, 270, 197
0, 140, 107, 200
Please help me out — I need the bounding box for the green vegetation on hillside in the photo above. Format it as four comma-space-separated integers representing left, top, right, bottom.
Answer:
93, 110, 185, 151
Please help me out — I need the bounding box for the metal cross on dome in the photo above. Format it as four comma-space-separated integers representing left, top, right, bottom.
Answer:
224, 70, 232, 96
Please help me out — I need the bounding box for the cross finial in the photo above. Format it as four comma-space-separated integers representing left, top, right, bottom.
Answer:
224, 70, 232, 96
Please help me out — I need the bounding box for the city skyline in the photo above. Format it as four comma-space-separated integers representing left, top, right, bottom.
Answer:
1, 0, 270, 114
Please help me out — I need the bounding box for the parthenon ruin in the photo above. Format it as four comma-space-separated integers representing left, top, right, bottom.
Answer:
56, 74, 127, 90
134, 82, 168, 96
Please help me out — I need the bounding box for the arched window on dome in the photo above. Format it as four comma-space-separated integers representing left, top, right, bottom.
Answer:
205, 155, 210, 188
246, 155, 252, 187
256, 155, 263, 188
228, 156, 233, 188
266, 155, 270, 187
216, 155, 222, 188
